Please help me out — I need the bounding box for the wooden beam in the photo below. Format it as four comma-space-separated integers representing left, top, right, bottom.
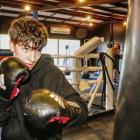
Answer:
93, 5, 127, 15
41, 0, 127, 11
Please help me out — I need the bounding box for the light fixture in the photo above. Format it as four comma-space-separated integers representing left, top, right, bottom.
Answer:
79, 0, 86, 3
86, 15, 91, 21
89, 22, 93, 26
24, 5, 31, 11
24, 0, 31, 11
123, 21, 127, 26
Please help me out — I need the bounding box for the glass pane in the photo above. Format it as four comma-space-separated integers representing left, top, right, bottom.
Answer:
69, 40, 80, 67
42, 39, 58, 55
58, 39, 70, 66
0, 34, 9, 49
59, 39, 80, 67
42, 39, 58, 64
58, 39, 80, 84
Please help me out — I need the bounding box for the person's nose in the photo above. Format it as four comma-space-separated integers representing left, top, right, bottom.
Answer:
29, 51, 36, 63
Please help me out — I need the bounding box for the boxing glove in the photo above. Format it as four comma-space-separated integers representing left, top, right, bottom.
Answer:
22, 89, 81, 129
0, 56, 30, 111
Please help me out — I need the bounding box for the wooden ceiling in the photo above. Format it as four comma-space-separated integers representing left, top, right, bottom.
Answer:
0, 0, 128, 28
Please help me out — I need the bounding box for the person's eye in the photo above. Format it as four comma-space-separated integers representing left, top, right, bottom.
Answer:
34, 48, 41, 53
23, 47, 30, 52
24, 47, 28, 50
35, 50, 41, 54
36, 50, 41, 53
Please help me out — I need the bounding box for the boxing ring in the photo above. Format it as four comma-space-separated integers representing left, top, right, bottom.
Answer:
52, 36, 114, 114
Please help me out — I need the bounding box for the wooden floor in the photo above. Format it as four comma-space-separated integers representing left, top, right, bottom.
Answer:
62, 113, 115, 140
62, 79, 118, 140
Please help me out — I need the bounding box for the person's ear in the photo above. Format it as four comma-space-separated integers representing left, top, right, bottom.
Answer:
9, 40, 15, 52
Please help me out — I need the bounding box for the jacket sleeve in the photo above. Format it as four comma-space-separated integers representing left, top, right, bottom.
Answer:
54, 67, 88, 127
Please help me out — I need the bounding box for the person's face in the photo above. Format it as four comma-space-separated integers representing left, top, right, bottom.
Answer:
9, 41, 41, 70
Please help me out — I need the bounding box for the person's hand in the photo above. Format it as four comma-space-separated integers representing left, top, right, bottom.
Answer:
0, 56, 30, 111
22, 89, 81, 129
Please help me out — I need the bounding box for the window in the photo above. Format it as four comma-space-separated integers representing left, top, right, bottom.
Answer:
0, 34, 9, 49
41, 38, 80, 67
58, 39, 80, 67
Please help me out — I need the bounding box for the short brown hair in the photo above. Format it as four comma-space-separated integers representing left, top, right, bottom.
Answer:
8, 17, 48, 51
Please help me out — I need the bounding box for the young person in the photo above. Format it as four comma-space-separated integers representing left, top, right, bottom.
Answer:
0, 17, 88, 140
112, 41, 121, 83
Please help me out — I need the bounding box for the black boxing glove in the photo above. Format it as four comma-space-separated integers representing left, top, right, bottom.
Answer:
0, 56, 30, 111
22, 89, 81, 129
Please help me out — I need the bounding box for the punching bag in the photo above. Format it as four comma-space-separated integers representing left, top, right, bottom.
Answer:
113, 0, 140, 140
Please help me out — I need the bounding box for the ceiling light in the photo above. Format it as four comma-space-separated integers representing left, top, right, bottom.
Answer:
89, 23, 93, 26
24, 4, 31, 11
123, 21, 127, 26
86, 15, 91, 21
79, 0, 85, 3
24, 0, 31, 11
